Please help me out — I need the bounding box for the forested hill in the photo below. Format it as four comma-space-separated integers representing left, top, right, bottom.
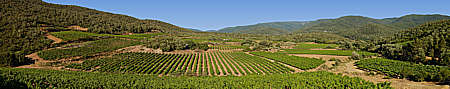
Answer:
363, 20, 449, 66
216, 14, 450, 40
1, 0, 189, 33
235, 27, 289, 35
217, 21, 309, 33
0, 0, 189, 66
297, 14, 450, 40
295, 16, 398, 40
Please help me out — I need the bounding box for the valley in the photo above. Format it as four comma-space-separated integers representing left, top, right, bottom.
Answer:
0, 0, 449, 89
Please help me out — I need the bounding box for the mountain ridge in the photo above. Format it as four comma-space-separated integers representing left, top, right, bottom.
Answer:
215, 14, 450, 40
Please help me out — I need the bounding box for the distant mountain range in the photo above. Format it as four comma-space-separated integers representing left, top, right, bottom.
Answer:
185, 28, 203, 32
214, 14, 450, 40
217, 21, 310, 33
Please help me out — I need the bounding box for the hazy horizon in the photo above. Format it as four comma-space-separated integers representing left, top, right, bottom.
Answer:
44, 0, 450, 31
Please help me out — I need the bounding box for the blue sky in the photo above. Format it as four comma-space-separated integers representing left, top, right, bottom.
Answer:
44, 0, 449, 30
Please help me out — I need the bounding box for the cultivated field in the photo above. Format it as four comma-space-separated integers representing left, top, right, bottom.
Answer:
66, 52, 294, 76
0, 68, 392, 89
250, 52, 325, 70
38, 38, 142, 60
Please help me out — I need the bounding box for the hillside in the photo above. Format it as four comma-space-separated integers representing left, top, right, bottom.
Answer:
385, 14, 450, 29
217, 21, 309, 33
216, 15, 450, 40
0, 0, 189, 66
289, 32, 349, 43
235, 27, 290, 35
297, 14, 450, 40
358, 20, 449, 66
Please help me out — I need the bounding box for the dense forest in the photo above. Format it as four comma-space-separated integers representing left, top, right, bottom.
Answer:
0, 0, 190, 66
342, 20, 449, 66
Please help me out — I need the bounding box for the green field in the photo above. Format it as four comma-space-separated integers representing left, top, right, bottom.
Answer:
356, 58, 449, 82
50, 31, 165, 41
0, 68, 392, 89
250, 52, 325, 70
66, 52, 293, 76
294, 43, 338, 49
282, 49, 378, 56
38, 38, 142, 60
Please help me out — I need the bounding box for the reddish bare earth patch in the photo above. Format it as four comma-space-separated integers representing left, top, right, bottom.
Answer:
46, 34, 63, 44
15, 53, 62, 70
302, 42, 317, 44
68, 25, 88, 31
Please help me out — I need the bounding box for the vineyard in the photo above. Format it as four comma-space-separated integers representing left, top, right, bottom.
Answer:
38, 38, 142, 60
355, 58, 450, 83
50, 31, 102, 41
250, 52, 325, 70
294, 43, 338, 49
209, 45, 247, 50
282, 49, 377, 56
0, 68, 392, 89
66, 52, 293, 76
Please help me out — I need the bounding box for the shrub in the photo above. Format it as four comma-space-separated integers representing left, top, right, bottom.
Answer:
350, 51, 362, 60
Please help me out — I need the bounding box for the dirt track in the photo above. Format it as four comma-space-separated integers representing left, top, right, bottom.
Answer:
46, 34, 63, 44
334, 60, 448, 89
290, 54, 449, 89
68, 25, 88, 31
